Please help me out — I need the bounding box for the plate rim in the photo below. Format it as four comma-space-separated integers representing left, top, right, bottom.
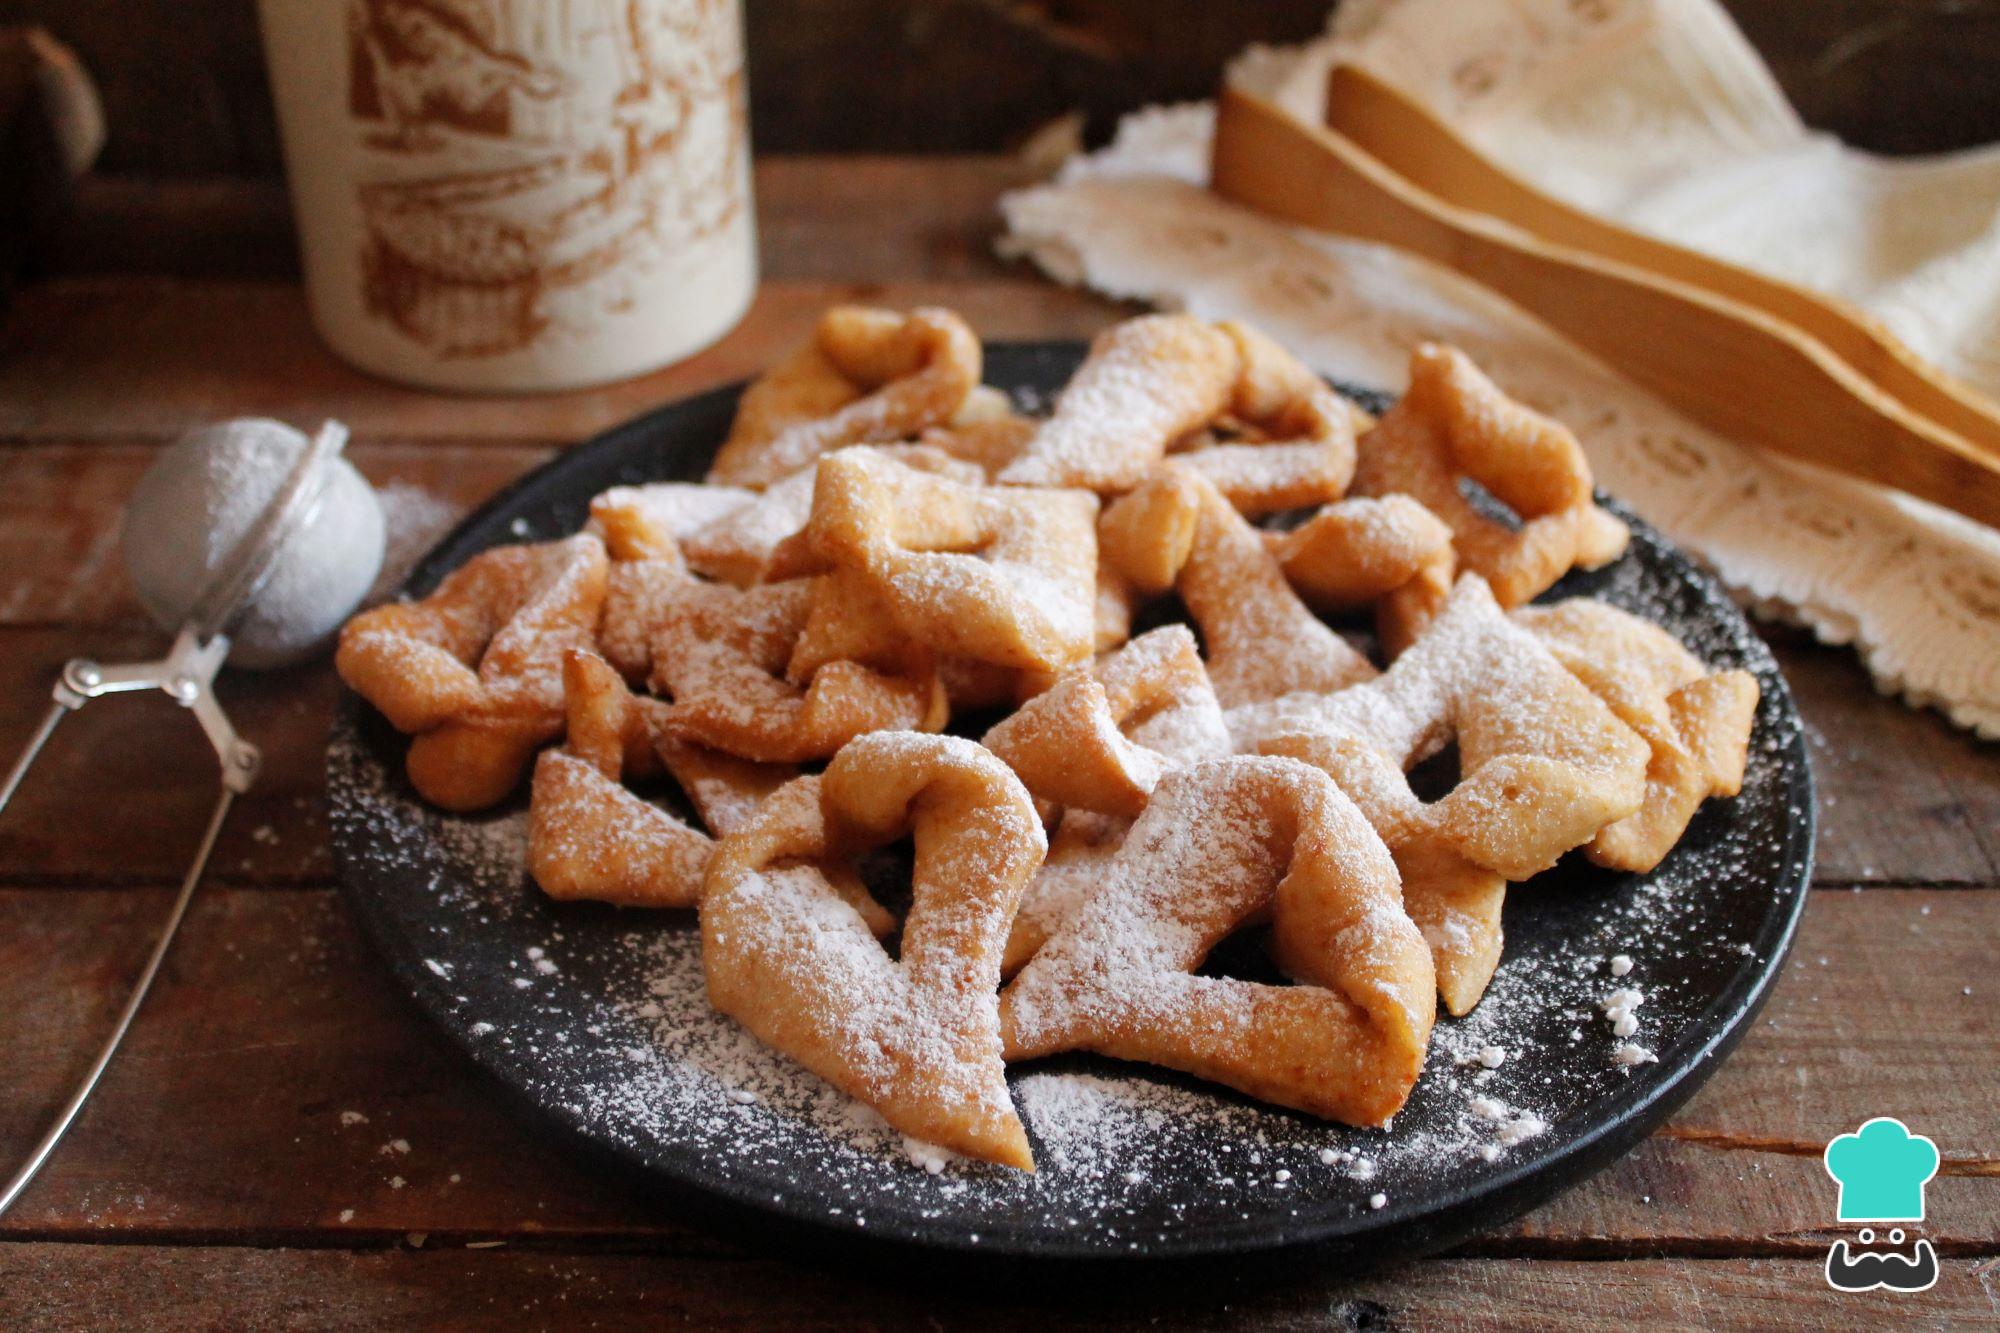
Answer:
327, 340, 1817, 1262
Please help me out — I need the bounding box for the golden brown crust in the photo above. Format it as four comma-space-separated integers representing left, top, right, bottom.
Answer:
702, 733, 1045, 1168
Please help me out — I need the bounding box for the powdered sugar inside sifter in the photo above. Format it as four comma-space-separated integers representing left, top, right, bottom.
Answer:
0, 418, 379, 1215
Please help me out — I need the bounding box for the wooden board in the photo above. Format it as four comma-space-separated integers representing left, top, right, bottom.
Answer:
1, 156, 1995, 1321
1, 888, 1993, 1252
2, 1243, 1996, 1330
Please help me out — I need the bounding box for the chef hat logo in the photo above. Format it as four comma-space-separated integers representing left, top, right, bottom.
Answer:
1823, 1118, 1939, 1223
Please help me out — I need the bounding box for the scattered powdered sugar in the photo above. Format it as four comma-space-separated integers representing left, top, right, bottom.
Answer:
372, 484, 466, 599
321, 403, 1808, 1254
1613, 1043, 1659, 1068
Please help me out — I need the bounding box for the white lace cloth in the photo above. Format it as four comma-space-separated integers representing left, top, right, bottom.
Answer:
999, 0, 2000, 738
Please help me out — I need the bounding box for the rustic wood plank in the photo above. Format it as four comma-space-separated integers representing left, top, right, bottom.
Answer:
0, 629, 337, 887
0, 276, 1120, 446
0, 888, 1992, 1250
1775, 628, 2000, 885
0, 1243, 1993, 1331
0, 442, 534, 630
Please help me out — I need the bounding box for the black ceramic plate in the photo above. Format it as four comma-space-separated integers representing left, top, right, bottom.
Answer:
328, 342, 1814, 1264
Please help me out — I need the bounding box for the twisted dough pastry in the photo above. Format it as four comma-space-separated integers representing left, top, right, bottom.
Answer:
983, 624, 1230, 822
707, 307, 983, 488
773, 447, 1101, 672
529, 649, 892, 929
1269, 494, 1456, 656
1000, 756, 1436, 1127
1000, 314, 1357, 515
651, 576, 946, 764
1233, 576, 1650, 1014
1100, 463, 1374, 707
1355, 344, 1628, 651
983, 625, 1233, 974
1517, 600, 1759, 873
703, 733, 1046, 1169
336, 535, 608, 811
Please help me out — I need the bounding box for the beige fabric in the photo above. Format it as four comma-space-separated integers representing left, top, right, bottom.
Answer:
999, 0, 2000, 737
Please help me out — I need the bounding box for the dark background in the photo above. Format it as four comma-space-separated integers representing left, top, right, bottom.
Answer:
2, 0, 1998, 178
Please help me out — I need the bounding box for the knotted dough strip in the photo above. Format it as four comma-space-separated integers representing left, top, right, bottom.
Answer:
650, 576, 946, 764
707, 306, 982, 488
703, 732, 1046, 1169
336, 535, 608, 811
1231, 576, 1650, 1014
1000, 314, 1356, 514
529, 649, 724, 910
1517, 600, 1760, 873
1269, 495, 1456, 656
679, 443, 985, 587
1168, 320, 1361, 516
529, 650, 892, 930
774, 447, 1100, 671
999, 756, 1435, 1127
1101, 463, 1374, 707
983, 626, 1233, 974
1353, 343, 1628, 646
587, 483, 756, 564
983, 625, 1230, 821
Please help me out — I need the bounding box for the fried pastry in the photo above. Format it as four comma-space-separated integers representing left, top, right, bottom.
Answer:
1270, 494, 1456, 649
1517, 599, 1760, 873
916, 415, 1038, 478
1232, 575, 1651, 1013
1000, 315, 1356, 515
679, 443, 984, 587
983, 626, 1233, 973
1354, 344, 1628, 650
650, 576, 947, 764
333, 304, 1771, 1151
528, 649, 720, 909
1101, 464, 1374, 707
587, 483, 755, 564
599, 556, 695, 683
707, 307, 982, 488
999, 756, 1436, 1126
983, 625, 1230, 820
703, 732, 1046, 1168
336, 535, 608, 811
529, 649, 894, 931
774, 448, 1100, 671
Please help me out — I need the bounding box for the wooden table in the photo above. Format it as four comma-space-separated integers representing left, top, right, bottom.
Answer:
0, 158, 1994, 1329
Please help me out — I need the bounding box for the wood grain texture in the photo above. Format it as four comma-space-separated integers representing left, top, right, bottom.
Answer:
6, 0, 1997, 175
3, 144, 1997, 1318
0, 887, 1993, 1251
0, 277, 1120, 446
3, 1243, 1997, 1330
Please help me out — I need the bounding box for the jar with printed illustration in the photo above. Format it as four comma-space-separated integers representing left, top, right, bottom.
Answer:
259, 0, 757, 391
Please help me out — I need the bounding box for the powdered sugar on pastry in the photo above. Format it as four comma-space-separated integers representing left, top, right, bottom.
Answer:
1001, 755, 1435, 1127
702, 733, 1046, 1168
